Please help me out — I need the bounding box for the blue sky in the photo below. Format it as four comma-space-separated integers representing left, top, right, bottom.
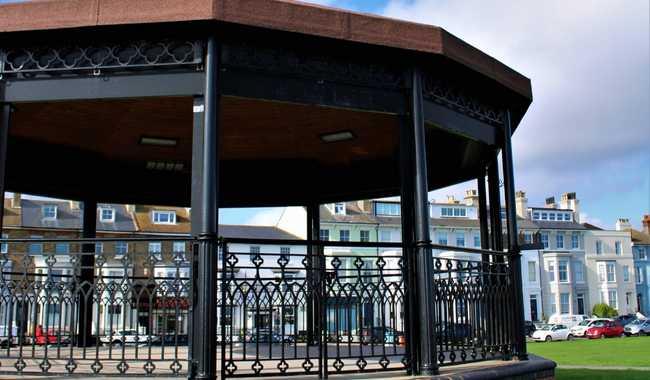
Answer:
3, 0, 649, 229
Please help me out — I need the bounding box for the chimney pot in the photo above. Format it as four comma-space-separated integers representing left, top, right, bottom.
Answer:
643, 215, 650, 234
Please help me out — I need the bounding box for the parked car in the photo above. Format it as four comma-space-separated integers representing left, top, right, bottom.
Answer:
624, 319, 650, 336
547, 314, 589, 329
100, 330, 161, 345
249, 332, 295, 344
524, 321, 536, 337
34, 325, 70, 345
569, 318, 612, 337
0, 324, 18, 347
615, 314, 637, 327
360, 327, 404, 345
531, 324, 573, 342
585, 320, 624, 339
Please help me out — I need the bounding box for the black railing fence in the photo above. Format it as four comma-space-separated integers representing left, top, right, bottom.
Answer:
0, 237, 517, 377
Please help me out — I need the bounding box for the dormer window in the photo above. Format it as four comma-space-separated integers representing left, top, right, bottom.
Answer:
441, 207, 467, 218
334, 203, 346, 215
99, 208, 115, 223
152, 210, 176, 224
42, 205, 58, 220
375, 202, 400, 216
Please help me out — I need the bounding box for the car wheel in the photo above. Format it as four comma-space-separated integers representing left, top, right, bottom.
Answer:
545, 336, 552, 342
600, 334, 605, 339
620, 333, 625, 338
567, 334, 574, 341
112, 340, 123, 346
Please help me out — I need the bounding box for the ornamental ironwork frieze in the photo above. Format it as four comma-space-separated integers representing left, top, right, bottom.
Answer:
221, 42, 405, 89
0, 40, 203, 79
423, 76, 505, 126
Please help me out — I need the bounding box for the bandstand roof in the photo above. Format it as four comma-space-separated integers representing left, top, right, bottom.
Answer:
0, 0, 532, 208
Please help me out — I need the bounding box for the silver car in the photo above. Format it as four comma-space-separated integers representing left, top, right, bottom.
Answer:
624, 319, 650, 336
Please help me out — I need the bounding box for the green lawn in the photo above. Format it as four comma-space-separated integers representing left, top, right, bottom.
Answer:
556, 369, 650, 380
527, 336, 650, 367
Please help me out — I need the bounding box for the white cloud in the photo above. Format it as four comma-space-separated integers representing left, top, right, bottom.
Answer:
245, 208, 284, 226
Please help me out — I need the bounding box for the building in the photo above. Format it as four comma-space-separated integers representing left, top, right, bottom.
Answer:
628, 216, 650, 316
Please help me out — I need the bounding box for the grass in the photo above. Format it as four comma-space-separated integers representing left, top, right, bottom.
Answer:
556, 369, 650, 380
527, 336, 650, 367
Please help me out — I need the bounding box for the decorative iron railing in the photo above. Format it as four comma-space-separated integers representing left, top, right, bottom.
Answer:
0, 237, 193, 376
0, 237, 517, 378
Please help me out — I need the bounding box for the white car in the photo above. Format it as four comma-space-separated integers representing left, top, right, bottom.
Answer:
624, 319, 650, 336
548, 314, 590, 329
100, 330, 161, 345
531, 324, 573, 342
569, 318, 612, 337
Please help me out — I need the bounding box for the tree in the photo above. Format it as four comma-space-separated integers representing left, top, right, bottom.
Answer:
592, 303, 618, 318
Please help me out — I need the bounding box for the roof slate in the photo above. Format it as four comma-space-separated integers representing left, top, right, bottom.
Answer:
21, 199, 137, 232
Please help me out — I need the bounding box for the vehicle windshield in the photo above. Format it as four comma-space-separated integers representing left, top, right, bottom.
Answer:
577, 320, 591, 326
537, 325, 552, 331
628, 319, 643, 325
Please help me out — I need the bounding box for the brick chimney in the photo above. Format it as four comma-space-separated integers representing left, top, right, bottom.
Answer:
615, 218, 631, 231
11, 193, 21, 208
464, 189, 479, 206
515, 191, 528, 219
560, 192, 580, 223
446, 195, 459, 204
643, 215, 650, 235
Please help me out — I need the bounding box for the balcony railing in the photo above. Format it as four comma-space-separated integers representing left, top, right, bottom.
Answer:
0, 237, 517, 377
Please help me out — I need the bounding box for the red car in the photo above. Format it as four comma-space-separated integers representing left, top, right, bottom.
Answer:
34, 325, 69, 345
585, 320, 624, 339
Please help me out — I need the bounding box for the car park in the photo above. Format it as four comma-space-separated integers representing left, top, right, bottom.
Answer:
585, 320, 624, 339
531, 324, 573, 342
569, 318, 612, 337
624, 319, 650, 336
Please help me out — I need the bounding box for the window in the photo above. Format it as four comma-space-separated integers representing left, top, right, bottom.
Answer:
437, 232, 448, 246
339, 230, 350, 242
249, 246, 261, 261
173, 241, 186, 253
0, 233, 7, 254
574, 262, 584, 282
473, 234, 481, 248
608, 290, 618, 309
558, 260, 568, 282
598, 262, 606, 282
636, 266, 643, 284
334, 203, 346, 215
319, 229, 329, 241
524, 232, 532, 244
541, 232, 549, 249
639, 248, 647, 260
549, 213, 556, 221
375, 202, 400, 216
455, 232, 465, 247
596, 240, 603, 255
55, 243, 69, 254
548, 261, 555, 282
571, 233, 580, 249
360, 230, 370, 243
606, 262, 616, 282
29, 236, 43, 255
42, 205, 58, 220
280, 247, 290, 255
550, 293, 557, 314
99, 208, 115, 223
528, 261, 536, 282
560, 293, 570, 314
556, 232, 564, 249
379, 230, 392, 242
600, 290, 606, 304
149, 242, 162, 260
623, 265, 630, 282
441, 207, 466, 217
152, 210, 176, 224
626, 292, 632, 307
615, 241, 622, 255
564, 213, 571, 221
115, 242, 128, 256
541, 212, 548, 220
533, 212, 540, 220
95, 243, 103, 254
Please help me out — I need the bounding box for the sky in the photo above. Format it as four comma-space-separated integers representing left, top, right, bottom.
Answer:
2, 0, 649, 230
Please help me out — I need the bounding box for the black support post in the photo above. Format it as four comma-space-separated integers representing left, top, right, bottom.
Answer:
477, 173, 490, 254
78, 199, 97, 347
189, 35, 220, 380
501, 110, 528, 360
400, 68, 437, 376
487, 155, 504, 257
0, 104, 10, 235
305, 202, 320, 346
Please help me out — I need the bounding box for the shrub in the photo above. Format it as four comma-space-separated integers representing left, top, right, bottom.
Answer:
592, 303, 618, 318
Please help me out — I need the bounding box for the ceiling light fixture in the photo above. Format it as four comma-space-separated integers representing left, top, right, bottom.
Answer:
320, 130, 355, 143
140, 136, 178, 147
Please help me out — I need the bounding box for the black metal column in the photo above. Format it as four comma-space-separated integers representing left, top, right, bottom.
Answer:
0, 104, 10, 235
305, 202, 320, 346
487, 155, 504, 257
401, 68, 437, 375
189, 35, 220, 380
501, 110, 528, 360
77, 199, 97, 347
477, 173, 490, 254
